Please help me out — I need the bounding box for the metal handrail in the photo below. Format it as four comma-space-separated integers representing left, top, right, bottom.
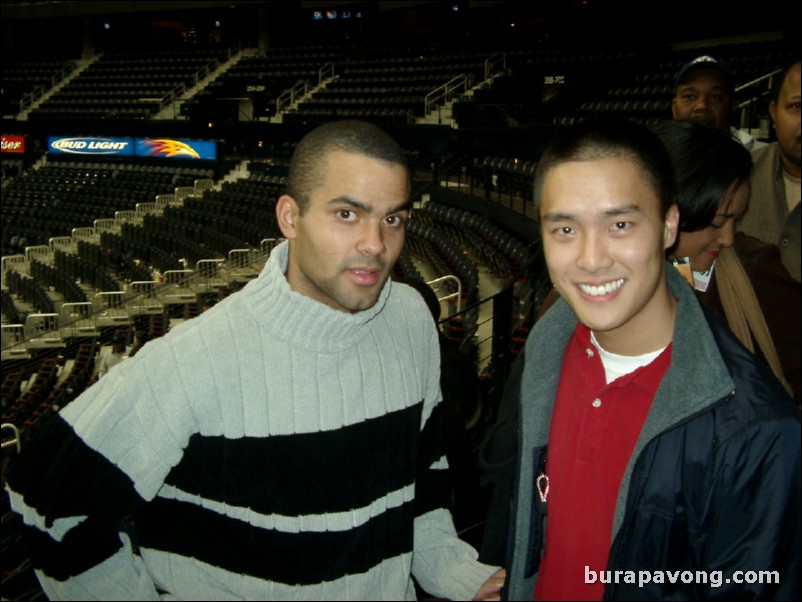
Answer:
426, 275, 463, 315
484, 52, 506, 81
735, 68, 781, 110
424, 74, 467, 115
276, 80, 311, 114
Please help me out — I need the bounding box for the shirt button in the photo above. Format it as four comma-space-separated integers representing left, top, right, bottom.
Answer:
592, 398, 602, 408
585, 347, 595, 358
780, 238, 789, 248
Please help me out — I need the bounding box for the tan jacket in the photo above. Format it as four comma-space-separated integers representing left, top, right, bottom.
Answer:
740, 142, 801, 281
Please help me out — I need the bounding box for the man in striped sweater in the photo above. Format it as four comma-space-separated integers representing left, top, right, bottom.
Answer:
6, 120, 504, 600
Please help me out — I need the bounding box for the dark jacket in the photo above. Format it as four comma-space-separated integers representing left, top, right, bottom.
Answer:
700, 232, 801, 408
481, 264, 801, 600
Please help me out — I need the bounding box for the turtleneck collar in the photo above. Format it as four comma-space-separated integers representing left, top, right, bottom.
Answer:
242, 241, 391, 353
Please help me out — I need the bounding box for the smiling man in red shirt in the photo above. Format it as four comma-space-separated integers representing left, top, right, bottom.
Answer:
482, 118, 800, 600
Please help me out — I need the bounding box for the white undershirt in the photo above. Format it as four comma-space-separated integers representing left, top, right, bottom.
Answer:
590, 332, 667, 384
782, 170, 800, 214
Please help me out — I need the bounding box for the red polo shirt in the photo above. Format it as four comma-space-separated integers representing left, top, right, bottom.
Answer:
534, 324, 672, 601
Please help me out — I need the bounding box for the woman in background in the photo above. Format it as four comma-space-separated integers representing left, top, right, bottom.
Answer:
653, 119, 800, 407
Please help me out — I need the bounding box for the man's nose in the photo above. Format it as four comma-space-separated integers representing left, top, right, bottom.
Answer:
357, 221, 385, 256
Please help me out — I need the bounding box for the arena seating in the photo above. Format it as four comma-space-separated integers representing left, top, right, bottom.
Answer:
2, 54, 77, 117
186, 45, 355, 121
28, 49, 230, 121
285, 49, 489, 125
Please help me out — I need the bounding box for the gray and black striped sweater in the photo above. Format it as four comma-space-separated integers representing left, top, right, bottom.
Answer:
7, 241, 496, 600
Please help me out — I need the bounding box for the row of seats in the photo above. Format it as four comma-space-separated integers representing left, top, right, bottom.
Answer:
78, 240, 153, 285
100, 230, 183, 274
4, 271, 55, 315
29, 259, 88, 304
6, 36, 789, 129
407, 220, 479, 306
55, 249, 122, 294
2, 162, 212, 254
418, 201, 532, 283
2, 55, 76, 115
0, 357, 59, 428
1, 341, 98, 437
1, 289, 23, 325
27, 49, 228, 120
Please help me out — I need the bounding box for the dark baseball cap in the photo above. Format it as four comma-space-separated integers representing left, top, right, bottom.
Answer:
675, 55, 734, 92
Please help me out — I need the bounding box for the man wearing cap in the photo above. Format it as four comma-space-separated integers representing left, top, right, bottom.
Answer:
672, 55, 766, 151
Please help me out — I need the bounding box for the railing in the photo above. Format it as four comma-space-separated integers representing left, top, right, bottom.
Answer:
127, 283, 162, 316
24, 313, 62, 349
276, 80, 311, 114
484, 52, 506, 81
438, 158, 540, 222
94, 218, 122, 234
156, 194, 177, 208
49, 237, 75, 254
427, 275, 463, 315
1, 324, 28, 361
60, 302, 99, 338
72, 227, 99, 244
319, 62, 336, 86
174, 186, 196, 201
425, 74, 468, 115
1, 423, 21, 454
195, 259, 227, 294
19, 60, 77, 114
114, 210, 141, 225
436, 249, 550, 412
735, 68, 781, 130
160, 270, 197, 304
94, 291, 130, 326
1, 238, 281, 358
25, 246, 51, 265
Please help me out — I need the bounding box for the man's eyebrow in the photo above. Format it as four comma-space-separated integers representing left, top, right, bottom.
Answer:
601, 204, 642, 218
541, 211, 577, 223
327, 196, 412, 215
542, 204, 642, 222
679, 84, 728, 93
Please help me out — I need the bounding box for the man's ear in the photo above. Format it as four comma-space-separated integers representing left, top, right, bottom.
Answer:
768, 100, 777, 125
664, 204, 680, 250
276, 194, 298, 239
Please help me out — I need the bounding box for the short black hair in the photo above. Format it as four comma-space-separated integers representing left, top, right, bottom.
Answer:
533, 118, 677, 218
286, 120, 409, 214
652, 119, 751, 232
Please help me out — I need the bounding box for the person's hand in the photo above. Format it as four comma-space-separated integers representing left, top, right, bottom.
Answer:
472, 568, 506, 601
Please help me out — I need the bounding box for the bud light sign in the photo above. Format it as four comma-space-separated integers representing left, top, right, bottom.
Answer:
48, 136, 133, 156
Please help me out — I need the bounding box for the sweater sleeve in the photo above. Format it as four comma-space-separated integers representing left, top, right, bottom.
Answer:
6, 412, 162, 600
410, 323, 499, 600
5, 342, 195, 600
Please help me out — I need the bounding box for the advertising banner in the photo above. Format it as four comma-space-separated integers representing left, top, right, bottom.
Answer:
1, 135, 26, 154
46, 136, 216, 160
135, 138, 217, 160
48, 136, 134, 156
